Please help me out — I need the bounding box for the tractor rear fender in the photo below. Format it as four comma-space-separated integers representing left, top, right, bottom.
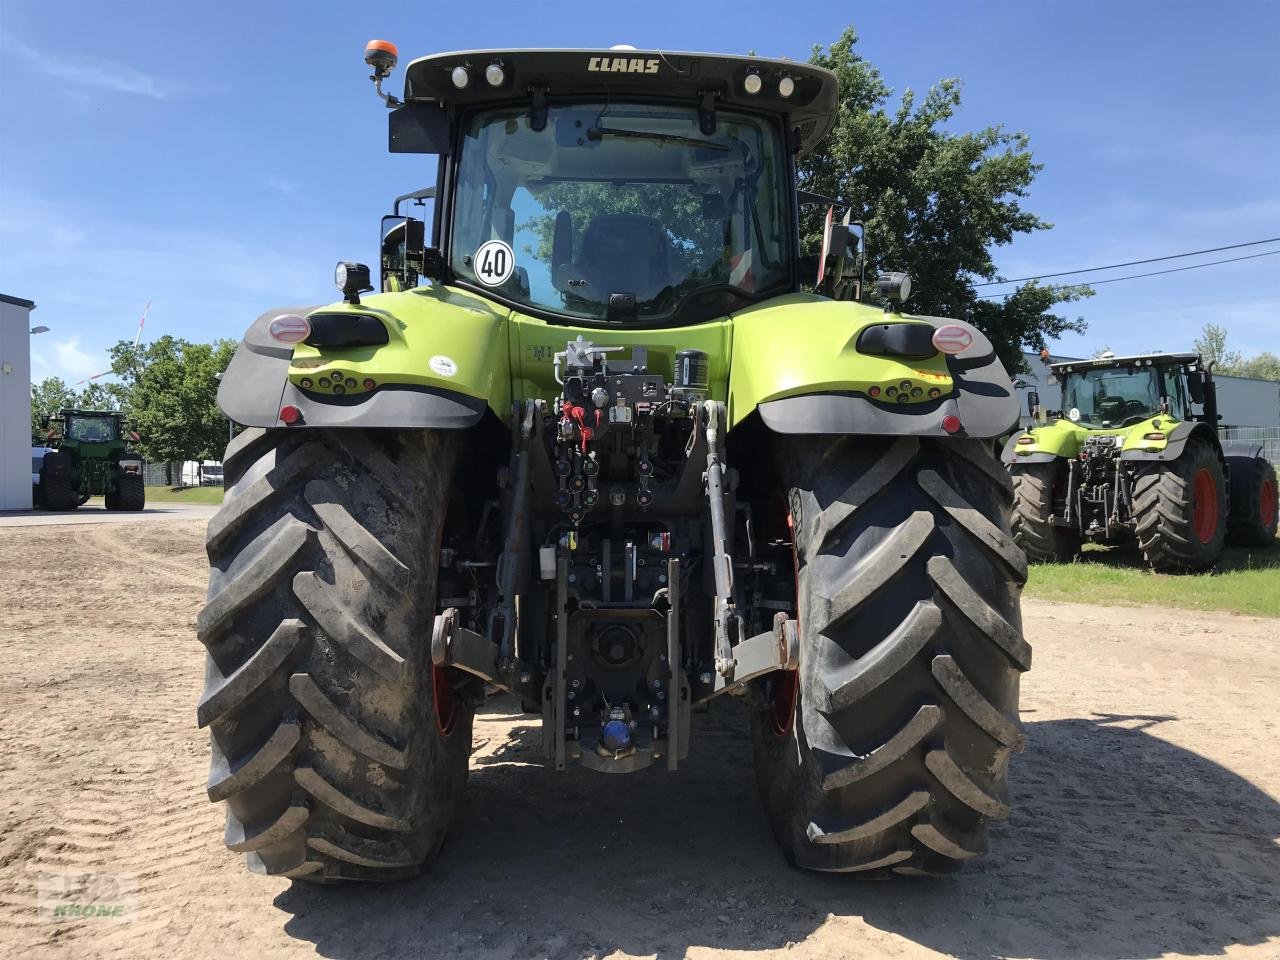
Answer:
218, 287, 510, 429
1120, 421, 1219, 462
728, 295, 1018, 439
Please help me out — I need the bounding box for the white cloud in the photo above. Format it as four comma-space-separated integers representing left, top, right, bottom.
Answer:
268, 177, 300, 195
51, 337, 105, 382
7, 41, 176, 100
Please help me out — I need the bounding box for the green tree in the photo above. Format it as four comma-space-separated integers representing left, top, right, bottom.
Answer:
1192, 323, 1278, 380
30, 377, 78, 438
1232, 352, 1280, 381
1193, 323, 1243, 369
800, 27, 1090, 371
109, 336, 236, 468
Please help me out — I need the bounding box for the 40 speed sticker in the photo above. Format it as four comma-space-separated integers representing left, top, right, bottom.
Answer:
473, 239, 514, 286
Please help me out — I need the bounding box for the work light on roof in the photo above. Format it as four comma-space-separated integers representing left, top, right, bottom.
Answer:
484, 62, 505, 87
778, 76, 795, 98
743, 69, 763, 95
451, 65, 470, 89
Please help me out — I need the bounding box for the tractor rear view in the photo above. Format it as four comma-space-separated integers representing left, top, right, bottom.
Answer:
1003, 353, 1277, 570
196, 43, 1032, 883
38, 410, 146, 511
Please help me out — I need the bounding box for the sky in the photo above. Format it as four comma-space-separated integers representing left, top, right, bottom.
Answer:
1, 0, 1277, 384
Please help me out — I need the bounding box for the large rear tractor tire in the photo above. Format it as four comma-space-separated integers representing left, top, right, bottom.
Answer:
752, 436, 1030, 875
1010, 461, 1081, 562
39, 467, 80, 511
197, 427, 473, 882
115, 473, 146, 511
1226, 457, 1278, 547
1133, 438, 1227, 571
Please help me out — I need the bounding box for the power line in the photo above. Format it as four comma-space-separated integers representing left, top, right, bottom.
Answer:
976, 236, 1280, 287
987, 248, 1280, 300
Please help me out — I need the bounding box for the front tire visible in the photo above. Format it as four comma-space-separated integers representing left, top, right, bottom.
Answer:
1133, 438, 1227, 571
1010, 461, 1081, 562
196, 427, 473, 882
752, 436, 1030, 875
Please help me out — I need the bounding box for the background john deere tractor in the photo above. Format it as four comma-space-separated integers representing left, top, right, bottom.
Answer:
1002, 353, 1277, 571
38, 409, 146, 511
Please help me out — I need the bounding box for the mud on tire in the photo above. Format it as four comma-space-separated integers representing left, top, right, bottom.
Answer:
1010, 461, 1081, 562
196, 427, 473, 882
752, 436, 1030, 875
1133, 438, 1227, 572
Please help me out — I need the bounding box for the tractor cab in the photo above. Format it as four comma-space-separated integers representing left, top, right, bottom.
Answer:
357, 46, 849, 321
1048, 352, 1215, 430
55, 410, 127, 445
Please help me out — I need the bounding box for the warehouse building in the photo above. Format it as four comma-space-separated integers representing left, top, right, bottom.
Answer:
0, 294, 37, 510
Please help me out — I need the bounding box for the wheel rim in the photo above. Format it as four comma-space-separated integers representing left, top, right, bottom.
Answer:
1262, 478, 1277, 529
1192, 468, 1219, 544
769, 509, 800, 737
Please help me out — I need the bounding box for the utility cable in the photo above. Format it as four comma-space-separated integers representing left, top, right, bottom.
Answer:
976, 236, 1280, 287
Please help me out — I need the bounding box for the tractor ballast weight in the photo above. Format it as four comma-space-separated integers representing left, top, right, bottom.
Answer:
201, 45, 1030, 884
1003, 353, 1277, 567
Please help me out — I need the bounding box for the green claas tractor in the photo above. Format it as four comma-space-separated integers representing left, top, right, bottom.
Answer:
198, 43, 1033, 883
38, 409, 145, 511
1002, 352, 1277, 569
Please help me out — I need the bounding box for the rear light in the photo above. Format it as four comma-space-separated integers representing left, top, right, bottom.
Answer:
363, 378, 376, 390
279, 405, 302, 425
1142, 432, 1166, 441
931, 324, 973, 355
867, 385, 881, 398
268, 313, 311, 343
941, 415, 962, 434
1017, 436, 1034, 445
129, 431, 140, 441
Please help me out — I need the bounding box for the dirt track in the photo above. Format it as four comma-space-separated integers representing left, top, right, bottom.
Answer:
0, 520, 1277, 960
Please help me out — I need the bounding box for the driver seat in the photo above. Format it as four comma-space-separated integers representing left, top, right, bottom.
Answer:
574, 214, 674, 301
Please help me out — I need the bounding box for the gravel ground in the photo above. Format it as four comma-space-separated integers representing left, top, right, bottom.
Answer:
0, 519, 1276, 960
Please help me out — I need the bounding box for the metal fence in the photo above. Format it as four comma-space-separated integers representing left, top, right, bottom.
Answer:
141, 461, 224, 487
1222, 426, 1280, 465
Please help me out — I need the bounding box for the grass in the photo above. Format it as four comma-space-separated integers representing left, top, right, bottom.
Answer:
140, 485, 224, 505
1024, 540, 1280, 618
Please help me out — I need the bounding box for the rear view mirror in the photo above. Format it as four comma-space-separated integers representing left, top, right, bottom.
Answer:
1186, 369, 1205, 405
1027, 389, 1040, 417
380, 215, 430, 291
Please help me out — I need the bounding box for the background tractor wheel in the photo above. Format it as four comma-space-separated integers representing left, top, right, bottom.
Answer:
39, 468, 80, 511
197, 426, 473, 883
1133, 438, 1227, 571
752, 436, 1030, 876
116, 474, 145, 511
1226, 458, 1278, 547
1010, 461, 1081, 562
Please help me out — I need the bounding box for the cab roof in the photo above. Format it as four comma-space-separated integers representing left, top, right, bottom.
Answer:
402, 48, 838, 155
1050, 352, 1202, 373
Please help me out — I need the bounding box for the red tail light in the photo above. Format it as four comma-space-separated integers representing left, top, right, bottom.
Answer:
931, 324, 973, 355
941, 415, 962, 434
279, 405, 302, 425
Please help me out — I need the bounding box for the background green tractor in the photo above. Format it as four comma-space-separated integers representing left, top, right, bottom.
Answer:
198, 42, 1031, 883
39, 409, 146, 512
1001, 353, 1277, 570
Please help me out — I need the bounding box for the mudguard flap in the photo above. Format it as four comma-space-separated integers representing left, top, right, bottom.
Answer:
756, 315, 1018, 438
218, 307, 486, 429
